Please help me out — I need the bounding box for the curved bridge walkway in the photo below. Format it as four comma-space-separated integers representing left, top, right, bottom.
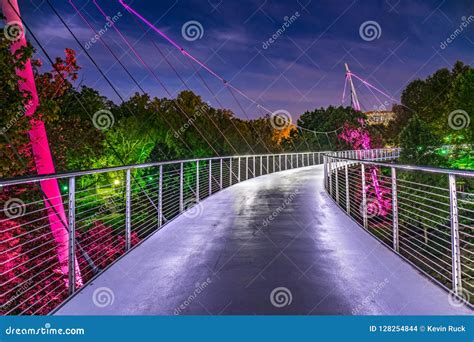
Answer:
56, 165, 471, 315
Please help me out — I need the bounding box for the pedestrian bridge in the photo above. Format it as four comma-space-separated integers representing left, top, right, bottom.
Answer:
1, 150, 472, 315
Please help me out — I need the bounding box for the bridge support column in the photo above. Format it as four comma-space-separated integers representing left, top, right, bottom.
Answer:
125, 169, 131, 251
391, 167, 399, 252
449, 174, 463, 296
361, 163, 368, 229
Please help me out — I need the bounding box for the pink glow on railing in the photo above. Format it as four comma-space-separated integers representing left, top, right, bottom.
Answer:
2, 0, 82, 286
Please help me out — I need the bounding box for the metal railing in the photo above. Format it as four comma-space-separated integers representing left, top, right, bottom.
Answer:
0, 151, 326, 315
324, 148, 473, 305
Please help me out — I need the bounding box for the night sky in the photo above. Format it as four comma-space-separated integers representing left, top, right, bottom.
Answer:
13, 0, 474, 119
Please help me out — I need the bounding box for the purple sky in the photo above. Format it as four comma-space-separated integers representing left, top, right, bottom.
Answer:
15, 0, 474, 119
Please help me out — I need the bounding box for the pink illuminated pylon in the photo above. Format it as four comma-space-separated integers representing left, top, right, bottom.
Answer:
2, 0, 82, 287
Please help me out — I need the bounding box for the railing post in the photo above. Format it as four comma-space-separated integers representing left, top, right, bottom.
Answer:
209, 160, 212, 195
328, 157, 333, 196
196, 161, 200, 202
253, 156, 256, 177
323, 156, 328, 189
238, 157, 241, 182
68, 176, 76, 295
278, 155, 281, 171
285, 154, 287, 170
220, 159, 223, 190
345, 163, 350, 214
266, 155, 269, 174
296, 154, 299, 168
179, 162, 184, 212
125, 169, 131, 251
361, 163, 368, 229
259, 156, 262, 176
391, 167, 399, 252
246, 157, 249, 180
229, 158, 233, 185
158, 165, 163, 226
449, 173, 462, 296
335, 160, 339, 203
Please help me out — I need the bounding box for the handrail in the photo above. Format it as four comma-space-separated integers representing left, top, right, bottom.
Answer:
324, 148, 473, 307
0, 152, 330, 186
0, 151, 327, 315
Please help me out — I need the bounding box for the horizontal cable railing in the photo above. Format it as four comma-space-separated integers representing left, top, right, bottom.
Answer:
324, 148, 473, 306
0, 152, 326, 315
